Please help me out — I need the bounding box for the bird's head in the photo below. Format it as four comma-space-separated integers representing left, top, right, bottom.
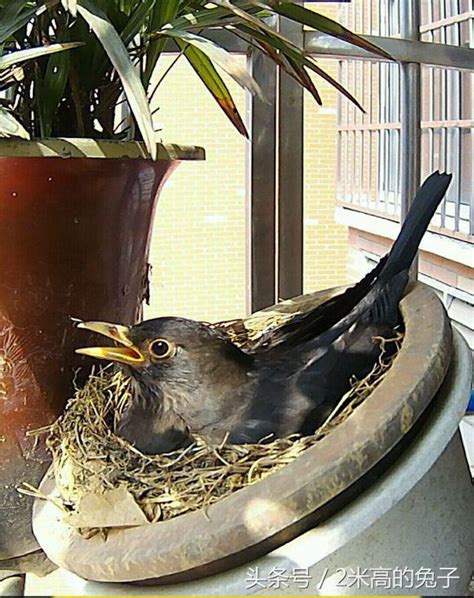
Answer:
75, 317, 253, 414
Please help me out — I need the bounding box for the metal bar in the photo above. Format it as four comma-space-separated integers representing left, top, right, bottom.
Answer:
304, 31, 474, 70
400, 0, 422, 276
339, 122, 401, 131
470, 170, 474, 236
453, 128, 462, 234
420, 10, 474, 32
440, 127, 447, 227
421, 118, 474, 128
246, 46, 277, 313
277, 5, 304, 301
166, 29, 474, 72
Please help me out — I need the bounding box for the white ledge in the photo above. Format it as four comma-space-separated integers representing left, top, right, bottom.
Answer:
336, 206, 473, 268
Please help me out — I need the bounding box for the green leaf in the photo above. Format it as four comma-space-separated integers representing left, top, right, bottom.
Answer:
155, 28, 263, 99
177, 39, 248, 138
76, 0, 156, 158
308, 59, 365, 112
0, 42, 83, 71
65, 5, 104, 87
237, 23, 364, 111
38, 48, 71, 138
0, 106, 29, 139
120, 0, 155, 47
258, 41, 322, 105
169, 3, 265, 30
61, 0, 77, 18
91, 0, 155, 84
0, 1, 37, 45
263, 1, 393, 60
143, 0, 181, 87
211, 0, 304, 58
254, 37, 321, 105
290, 62, 322, 106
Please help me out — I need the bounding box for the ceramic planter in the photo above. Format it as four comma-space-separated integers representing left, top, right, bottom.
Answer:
0, 139, 204, 563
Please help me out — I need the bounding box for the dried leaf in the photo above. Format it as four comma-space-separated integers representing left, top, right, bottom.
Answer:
64, 488, 149, 528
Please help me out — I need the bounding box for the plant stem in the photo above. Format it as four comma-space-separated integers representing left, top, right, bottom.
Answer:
148, 46, 185, 104
68, 65, 85, 136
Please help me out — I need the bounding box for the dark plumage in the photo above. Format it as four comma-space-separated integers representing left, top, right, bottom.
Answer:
76, 172, 452, 454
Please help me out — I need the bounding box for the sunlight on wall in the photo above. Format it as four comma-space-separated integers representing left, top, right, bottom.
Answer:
145, 6, 348, 323
146, 56, 247, 323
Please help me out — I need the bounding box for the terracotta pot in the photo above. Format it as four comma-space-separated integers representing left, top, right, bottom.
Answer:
0, 139, 204, 562
33, 284, 454, 584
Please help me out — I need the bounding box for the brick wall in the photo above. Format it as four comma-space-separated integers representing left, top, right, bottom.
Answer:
145, 56, 247, 323
304, 61, 349, 293
145, 5, 348, 323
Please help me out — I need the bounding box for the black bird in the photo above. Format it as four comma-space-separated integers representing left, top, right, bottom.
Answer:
76, 172, 452, 454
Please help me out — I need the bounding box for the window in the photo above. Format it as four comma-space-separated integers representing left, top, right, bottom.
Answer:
336, 0, 473, 238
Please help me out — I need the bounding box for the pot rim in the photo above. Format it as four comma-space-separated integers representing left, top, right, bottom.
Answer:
0, 138, 205, 161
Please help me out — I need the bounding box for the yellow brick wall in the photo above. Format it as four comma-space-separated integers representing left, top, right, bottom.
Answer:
302, 1, 349, 293
145, 56, 247, 323
145, 7, 348, 323
303, 59, 349, 293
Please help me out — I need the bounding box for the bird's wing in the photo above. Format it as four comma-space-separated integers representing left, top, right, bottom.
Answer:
242, 272, 407, 438
249, 255, 387, 354
210, 318, 251, 346
228, 172, 452, 441
258, 269, 406, 369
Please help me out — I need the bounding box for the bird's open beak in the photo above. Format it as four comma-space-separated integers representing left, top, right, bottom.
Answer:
75, 321, 145, 365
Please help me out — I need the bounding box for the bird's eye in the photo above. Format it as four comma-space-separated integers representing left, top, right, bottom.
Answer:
149, 338, 175, 359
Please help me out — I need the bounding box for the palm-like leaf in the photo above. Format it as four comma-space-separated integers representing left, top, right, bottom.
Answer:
177, 39, 249, 138
0, 43, 83, 70
143, 0, 181, 87
76, 0, 156, 158
0, 1, 38, 45
235, 22, 365, 111
259, 1, 392, 59
38, 48, 71, 138
155, 29, 263, 99
159, 0, 389, 114
61, 0, 77, 18
0, 0, 393, 151
0, 105, 29, 139
169, 3, 267, 30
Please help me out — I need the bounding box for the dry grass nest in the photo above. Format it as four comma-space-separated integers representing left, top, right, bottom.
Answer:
25, 312, 403, 531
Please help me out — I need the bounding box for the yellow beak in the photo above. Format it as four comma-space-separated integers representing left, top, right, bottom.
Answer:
75, 321, 145, 365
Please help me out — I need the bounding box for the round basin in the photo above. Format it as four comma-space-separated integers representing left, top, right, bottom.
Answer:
32, 282, 455, 584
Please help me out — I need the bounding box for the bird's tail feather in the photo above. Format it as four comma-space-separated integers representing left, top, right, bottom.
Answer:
380, 171, 452, 280
251, 171, 452, 355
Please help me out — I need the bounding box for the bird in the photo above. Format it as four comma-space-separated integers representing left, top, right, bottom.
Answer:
76, 172, 452, 455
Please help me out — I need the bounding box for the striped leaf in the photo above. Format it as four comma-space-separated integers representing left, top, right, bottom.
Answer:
177, 39, 248, 138
76, 0, 156, 158
144, 0, 181, 87
0, 106, 29, 139
0, 42, 82, 71
155, 28, 263, 99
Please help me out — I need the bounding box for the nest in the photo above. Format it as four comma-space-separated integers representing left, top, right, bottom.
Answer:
24, 317, 403, 534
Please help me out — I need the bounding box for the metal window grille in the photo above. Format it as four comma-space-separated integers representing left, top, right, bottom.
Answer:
166, 0, 474, 306
336, 0, 473, 239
